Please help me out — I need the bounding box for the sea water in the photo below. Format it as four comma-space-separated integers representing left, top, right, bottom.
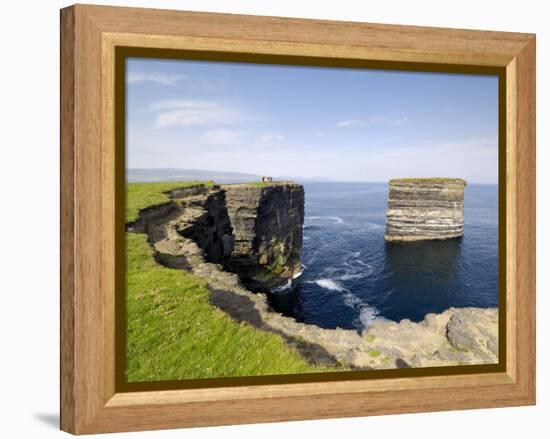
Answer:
267, 182, 499, 331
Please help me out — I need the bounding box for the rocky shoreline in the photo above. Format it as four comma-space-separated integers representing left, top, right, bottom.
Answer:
128, 183, 498, 370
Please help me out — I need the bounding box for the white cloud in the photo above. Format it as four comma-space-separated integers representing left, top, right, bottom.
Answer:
258, 133, 285, 142
127, 72, 187, 86
203, 129, 247, 146
336, 116, 409, 128
336, 117, 385, 128
148, 100, 246, 128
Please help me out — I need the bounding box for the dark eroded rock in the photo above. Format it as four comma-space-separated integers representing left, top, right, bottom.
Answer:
222, 183, 304, 291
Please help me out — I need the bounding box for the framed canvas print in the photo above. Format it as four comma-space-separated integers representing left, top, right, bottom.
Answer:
60, 4, 536, 434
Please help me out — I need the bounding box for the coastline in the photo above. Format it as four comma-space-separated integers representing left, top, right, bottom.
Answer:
127, 182, 499, 372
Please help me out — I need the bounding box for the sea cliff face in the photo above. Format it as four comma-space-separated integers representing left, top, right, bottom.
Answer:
128, 182, 304, 292
222, 183, 304, 291
385, 178, 467, 241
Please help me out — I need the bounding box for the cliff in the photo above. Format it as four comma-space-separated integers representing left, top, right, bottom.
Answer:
385, 178, 467, 241
222, 183, 304, 291
128, 182, 304, 292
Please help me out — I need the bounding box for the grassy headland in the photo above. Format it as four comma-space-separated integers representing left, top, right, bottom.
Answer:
126, 180, 214, 223
126, 181, 327, 382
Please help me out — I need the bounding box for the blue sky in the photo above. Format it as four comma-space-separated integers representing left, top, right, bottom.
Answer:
126, 58, 498, 183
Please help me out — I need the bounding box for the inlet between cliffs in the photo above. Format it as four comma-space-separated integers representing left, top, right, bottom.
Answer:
268, 181, 498, 331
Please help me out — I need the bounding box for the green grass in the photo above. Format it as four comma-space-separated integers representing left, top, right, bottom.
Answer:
126, 233, 328, 381
126, 182, 331, 382
126, 181, 213, 223
247, 180, 293, 187
267, 239, 287, 275
367, 349, 381, 358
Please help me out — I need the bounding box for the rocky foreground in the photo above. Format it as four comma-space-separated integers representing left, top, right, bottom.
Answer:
385, 178, 467, 241
128, 182, 498, 370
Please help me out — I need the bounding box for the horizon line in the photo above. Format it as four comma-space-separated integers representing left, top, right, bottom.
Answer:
127, 168, 497, 185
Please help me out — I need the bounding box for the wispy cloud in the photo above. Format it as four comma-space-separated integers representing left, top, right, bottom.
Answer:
258, 133, 285, 142
336, 116, 409, 128
127, 72, 188, 86
203, 129, 247, 146
148, 100, 247, 128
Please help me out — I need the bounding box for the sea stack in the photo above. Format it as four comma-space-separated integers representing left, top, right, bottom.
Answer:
385, 178, 466, 242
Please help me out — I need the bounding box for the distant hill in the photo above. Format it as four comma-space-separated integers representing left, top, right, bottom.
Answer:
127, 168, 331, 184
128, 168, 261, 183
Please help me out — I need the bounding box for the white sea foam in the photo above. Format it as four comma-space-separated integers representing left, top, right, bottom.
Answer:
310, 277, 379, 331
329, 216, 344, 224
338, 272, 370, 281
271, 279, 292, 294
342, 292, 363, 308
326, 252, 373, 281
305, 216, 344, 224
358, 306, 379, 329
313, 278, 346, 291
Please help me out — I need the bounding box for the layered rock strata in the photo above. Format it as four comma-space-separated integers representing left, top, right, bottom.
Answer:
128, 182, 304, 292
128, 182, 498, 370
222, 183, 304, 291
385, 178, 467, 241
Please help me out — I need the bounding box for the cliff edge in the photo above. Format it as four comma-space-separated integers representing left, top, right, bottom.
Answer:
222, 182, 304, 291
385, 178, 467, 241
128, 182, 304, 292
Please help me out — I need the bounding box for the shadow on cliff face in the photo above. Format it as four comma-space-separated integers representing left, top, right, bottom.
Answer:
209, 288, 340, 368
221, 184, 305, 292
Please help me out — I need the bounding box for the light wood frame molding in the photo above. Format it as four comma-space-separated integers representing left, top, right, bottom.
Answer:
60, 4, 536, 434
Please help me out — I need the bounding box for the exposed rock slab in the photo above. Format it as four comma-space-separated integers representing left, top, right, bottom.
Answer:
385, 178, 467, 241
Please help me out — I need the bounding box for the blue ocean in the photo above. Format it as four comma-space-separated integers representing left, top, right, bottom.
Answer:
268, 182, 499, 330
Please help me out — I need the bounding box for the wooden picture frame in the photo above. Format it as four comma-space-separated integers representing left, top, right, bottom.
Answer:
60, 4, 536, 434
